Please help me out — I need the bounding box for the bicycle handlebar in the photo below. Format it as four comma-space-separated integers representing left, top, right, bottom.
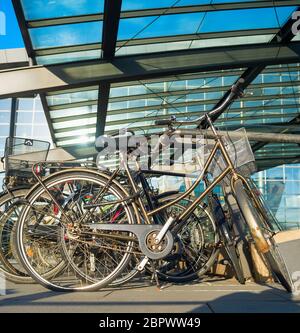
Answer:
155, 78, 245, 128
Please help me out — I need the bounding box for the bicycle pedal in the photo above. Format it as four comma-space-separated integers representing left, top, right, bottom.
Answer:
137, 256, 149, 271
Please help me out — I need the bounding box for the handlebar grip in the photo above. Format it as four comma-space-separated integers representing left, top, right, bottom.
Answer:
155, 120, 173, 126
231, 78, 245, 96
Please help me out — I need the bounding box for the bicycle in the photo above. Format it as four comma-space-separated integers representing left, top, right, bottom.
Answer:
14, 79, 294, 292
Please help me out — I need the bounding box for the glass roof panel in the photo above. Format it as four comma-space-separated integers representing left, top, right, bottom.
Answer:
47, 90, 99, 107
55, 127, 96, 139
53, 118, 97, 131
121, 0, 273, 11
15, 0, 300, 166
118, 7, 294, 40
21, 0, 105, 20
29, 22, 103, 49
50, 106, 97, 120
57, 136, 95, 146
116, 34, 275, 56
36, 50, 102, 65
110, 74, 239, 98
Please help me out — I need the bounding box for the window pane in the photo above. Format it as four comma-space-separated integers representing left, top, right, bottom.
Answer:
0, 112, 10, 123
16, 112, 34, 124
0, 125, 9, 136
37, 50, 102, 65
50, 106, 97, 119
18, 98, 34, 111
47, 90, 98, 106
0, 99, 11, 111
21, 0, 105, 20
118, 7, 295, 40
15, 125, 33, 137
116, 35, 274, 56
30, 22, 103, 49
122, 0, 262, 11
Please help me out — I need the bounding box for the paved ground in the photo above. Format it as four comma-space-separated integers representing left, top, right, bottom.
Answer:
1, 278, 300, 313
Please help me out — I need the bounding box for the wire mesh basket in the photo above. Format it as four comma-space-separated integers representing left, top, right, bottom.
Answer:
4, 137, 50, 178
207, 128, 256, 178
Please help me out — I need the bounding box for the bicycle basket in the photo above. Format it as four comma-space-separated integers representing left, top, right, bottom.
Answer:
4, 137, 50, 177
208, 128, 256, 178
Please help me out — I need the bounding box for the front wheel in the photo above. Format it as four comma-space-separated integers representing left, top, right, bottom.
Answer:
233, 178, 294, 293
15, 170, 137, 292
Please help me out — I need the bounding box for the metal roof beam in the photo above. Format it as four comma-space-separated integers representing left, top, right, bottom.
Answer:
1, 41, 300, 99
96, 0, 122, 138
21, 63, 300, 97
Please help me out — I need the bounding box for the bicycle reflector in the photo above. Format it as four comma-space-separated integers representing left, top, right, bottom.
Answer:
34, 164, 43, 175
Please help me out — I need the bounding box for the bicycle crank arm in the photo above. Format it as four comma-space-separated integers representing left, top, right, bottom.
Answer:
82, 224, 174, 260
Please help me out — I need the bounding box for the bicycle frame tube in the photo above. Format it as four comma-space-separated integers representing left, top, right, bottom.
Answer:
146, 134, 237, 219
112, 116, 241, 229
107, 124, 238, 231
121, 152, 152, 225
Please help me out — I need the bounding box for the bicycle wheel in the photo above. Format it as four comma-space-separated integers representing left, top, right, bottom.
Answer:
209, 194, 245, 284
1, 197, 66, 284
0, 188, 36, 283
154, 198, 219, 283
111, 193, 218, 286
233, 178, 294, 293
15, 170, 137, 292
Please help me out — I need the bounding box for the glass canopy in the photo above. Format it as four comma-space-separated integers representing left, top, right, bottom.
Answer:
13, 0, 300, 168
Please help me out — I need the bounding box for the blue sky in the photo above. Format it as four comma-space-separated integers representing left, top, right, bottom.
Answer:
0, 0, 24, 49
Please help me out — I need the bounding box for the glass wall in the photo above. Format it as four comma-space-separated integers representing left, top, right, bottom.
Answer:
16, 97, 53, 143
0, 99, 11, 185
0, 96, 53, 186
252, 164, 300, 230
0, 99, 11, 157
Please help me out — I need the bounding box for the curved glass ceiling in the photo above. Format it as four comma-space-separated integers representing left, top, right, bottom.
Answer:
13, 0, 300, 166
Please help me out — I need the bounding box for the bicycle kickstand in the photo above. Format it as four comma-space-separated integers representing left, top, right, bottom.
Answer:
149, 262, 165, 290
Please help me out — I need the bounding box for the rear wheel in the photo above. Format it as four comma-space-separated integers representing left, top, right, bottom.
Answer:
233, 178, 294, 293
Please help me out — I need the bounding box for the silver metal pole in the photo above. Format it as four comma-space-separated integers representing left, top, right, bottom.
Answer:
174, 129, 300, 144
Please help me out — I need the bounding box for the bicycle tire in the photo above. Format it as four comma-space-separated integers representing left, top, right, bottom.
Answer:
0, 189, 36, 284
1, 197, 67, 284
233, 178, 294, 293
209, 194, 245, 284
155, 198, 219, 283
